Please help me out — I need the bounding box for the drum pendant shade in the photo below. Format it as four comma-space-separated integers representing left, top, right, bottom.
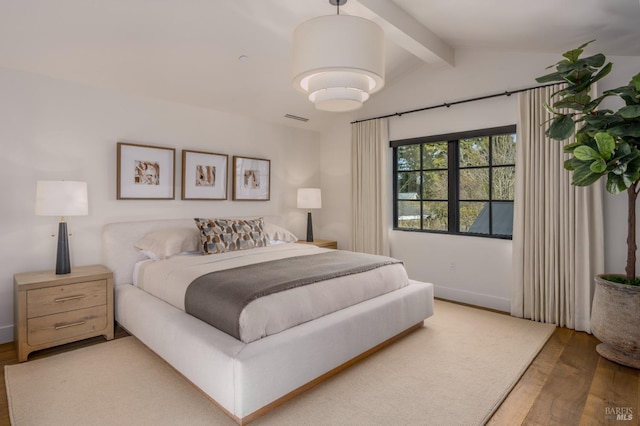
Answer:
292, 14, 385, 112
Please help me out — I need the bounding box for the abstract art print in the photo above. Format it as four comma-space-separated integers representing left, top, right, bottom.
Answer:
232, 156, 270, 201
182, 150, 228, 200
117, 142, 175, 199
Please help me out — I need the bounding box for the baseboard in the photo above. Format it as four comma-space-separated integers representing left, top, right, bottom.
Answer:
434, 285, 510, 313
0, 324, 13, 345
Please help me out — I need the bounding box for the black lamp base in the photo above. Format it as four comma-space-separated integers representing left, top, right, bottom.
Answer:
306, 211, 314, 242
56, 221, 71, 275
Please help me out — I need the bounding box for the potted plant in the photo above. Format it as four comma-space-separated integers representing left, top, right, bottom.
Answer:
536, 40, 640, 369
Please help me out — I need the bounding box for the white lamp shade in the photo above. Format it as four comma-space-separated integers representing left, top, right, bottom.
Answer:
297, 188, 322, 209
35, 181, 89, 217
292, 14, 385, 112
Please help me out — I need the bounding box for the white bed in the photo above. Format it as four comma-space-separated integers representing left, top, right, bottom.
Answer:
102, 218, 434, 424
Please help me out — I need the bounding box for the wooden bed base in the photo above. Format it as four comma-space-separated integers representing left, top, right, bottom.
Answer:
239, 321, 424, 425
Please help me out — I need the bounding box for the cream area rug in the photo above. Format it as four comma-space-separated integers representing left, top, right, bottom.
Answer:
5, 300, 555, 426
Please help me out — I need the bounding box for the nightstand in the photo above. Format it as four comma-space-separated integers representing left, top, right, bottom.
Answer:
14, 264, 114, 362
296, 239, 338, 249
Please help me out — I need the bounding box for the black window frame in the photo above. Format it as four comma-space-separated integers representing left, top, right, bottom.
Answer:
391, 125, 516, 240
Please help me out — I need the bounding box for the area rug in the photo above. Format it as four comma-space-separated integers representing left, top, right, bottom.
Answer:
5, 300, 555, 426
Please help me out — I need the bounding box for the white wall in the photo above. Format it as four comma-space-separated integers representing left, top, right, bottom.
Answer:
0, 67, 322, 343
317, 121, 353, 249
320, 49, 640, 312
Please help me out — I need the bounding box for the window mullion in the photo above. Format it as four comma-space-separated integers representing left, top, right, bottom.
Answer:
488, 137, 493, 235
448, 140, 459, 233
420, 144, 424, 231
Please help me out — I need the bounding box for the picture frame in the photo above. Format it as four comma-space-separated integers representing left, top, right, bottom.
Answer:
117, 142, 176, 200
232, 156, 270, 201
181, 150, 228, 200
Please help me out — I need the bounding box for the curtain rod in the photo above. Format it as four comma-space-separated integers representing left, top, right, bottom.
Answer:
351, 82, 558, 124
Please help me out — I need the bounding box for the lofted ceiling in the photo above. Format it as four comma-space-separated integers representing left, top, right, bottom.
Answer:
1, 0, 639, 132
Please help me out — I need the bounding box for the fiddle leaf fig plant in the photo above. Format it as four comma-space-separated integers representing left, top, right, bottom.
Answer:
536, 40, 640, 283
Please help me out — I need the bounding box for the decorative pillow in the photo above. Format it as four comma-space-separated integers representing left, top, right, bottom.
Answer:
134, 227, 200, 260
194, 217, 268, 254
263, 222, 298, 243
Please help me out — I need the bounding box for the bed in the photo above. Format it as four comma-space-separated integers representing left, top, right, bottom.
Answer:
102, 218, 434, 424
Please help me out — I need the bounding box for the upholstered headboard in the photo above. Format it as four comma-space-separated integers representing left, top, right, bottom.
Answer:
102, 219, 194, 286
102, 216, 290, 286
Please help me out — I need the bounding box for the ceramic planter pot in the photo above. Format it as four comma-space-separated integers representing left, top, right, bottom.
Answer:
591, 275, 640, 369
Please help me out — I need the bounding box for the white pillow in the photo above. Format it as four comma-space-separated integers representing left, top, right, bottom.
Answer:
263, 222, 298, 243
134, 227, 200, 260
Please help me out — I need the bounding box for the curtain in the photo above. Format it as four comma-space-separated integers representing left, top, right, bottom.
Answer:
351, 119, 390, 256
511, 84, 605, 332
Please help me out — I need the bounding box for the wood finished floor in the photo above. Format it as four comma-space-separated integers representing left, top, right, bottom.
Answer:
1, 323, 638, 425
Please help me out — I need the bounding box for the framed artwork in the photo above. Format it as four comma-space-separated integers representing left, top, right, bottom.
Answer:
232, 156, 270, 201
117, 142, 176, 200
181, 150, 228, 200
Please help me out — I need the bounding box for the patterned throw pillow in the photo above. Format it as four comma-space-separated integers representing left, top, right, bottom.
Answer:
194, 217, 268, 254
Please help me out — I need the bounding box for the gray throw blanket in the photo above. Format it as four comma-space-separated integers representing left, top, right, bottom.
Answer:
184, 250, 402, 340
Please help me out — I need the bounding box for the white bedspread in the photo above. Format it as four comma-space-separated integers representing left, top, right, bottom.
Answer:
136, 244, 409, 343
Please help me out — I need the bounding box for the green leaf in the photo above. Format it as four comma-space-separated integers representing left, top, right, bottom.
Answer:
591, 62, 613, 84
590, 158, 607, 173
581, 53, 606, 69
564, 157, 582, 171
571, 162, 602, 186
562, 48, 583, 63
615, 142, 633, 157
625, 155, 640, 183
536, 71, 564, 84
553, 92, 591, 110
576, 129, 594, 142
619, 105, 640, 118
542, 102, 557, 115
546, 114, 575, 140
605, 85, 639, 106
576, 39, 596, 51
574, 145, 600, 161
612, 162, 627, 176
607, 123, 640, 138
606, 153, 640, 193
631, 72, 640, 92
606, 174, 628, 194
563, 141, 584, 153
594, 132, 615, 159
561, 68, 591, 85
583, 95, 608, 113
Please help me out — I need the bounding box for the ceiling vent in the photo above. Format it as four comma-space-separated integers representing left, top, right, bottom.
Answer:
284, 114, 309, 122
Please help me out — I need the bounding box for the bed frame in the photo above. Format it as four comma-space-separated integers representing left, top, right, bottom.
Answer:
102, 219, 434, 424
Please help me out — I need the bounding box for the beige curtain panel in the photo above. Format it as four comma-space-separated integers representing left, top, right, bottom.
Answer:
511, 84, 604, 332
351, 119, 390, 256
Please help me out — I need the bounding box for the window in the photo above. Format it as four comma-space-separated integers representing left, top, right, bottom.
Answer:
392, 125, 516, 238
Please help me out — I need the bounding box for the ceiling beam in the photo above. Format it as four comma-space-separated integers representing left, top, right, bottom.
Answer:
344, 0, 455, 66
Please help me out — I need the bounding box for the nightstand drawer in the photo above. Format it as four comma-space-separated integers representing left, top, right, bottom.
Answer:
27, 305, 108, 346
27, 279, 107, 318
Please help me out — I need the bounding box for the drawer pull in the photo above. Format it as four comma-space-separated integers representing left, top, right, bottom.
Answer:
55, 321, 86, 330
54, 295, 85, 303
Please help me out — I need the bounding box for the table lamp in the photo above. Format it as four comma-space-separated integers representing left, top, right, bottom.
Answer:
297, 188, 322, 242
35, 180, 88, 274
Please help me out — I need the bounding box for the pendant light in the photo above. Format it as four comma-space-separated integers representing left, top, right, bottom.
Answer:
292, 0, 385, 112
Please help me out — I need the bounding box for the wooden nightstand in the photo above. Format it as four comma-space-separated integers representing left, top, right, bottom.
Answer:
296, 239, 338, 249
14, 264, 114, 362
